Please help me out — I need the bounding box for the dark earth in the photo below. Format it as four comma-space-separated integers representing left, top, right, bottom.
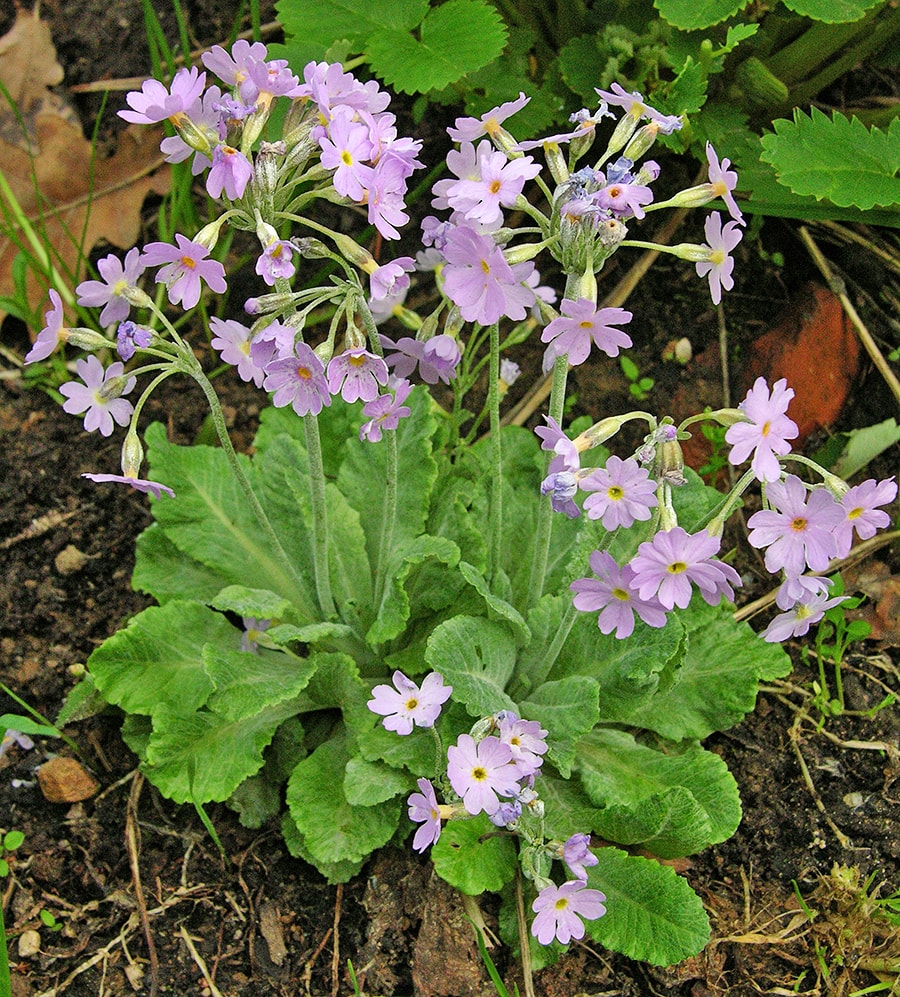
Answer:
1, 2, 899, 995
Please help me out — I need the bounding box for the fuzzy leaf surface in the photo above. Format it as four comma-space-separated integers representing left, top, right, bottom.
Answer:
431, 813, 518, 894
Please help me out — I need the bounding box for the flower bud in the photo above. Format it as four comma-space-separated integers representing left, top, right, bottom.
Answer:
62, 328, 114, 352
194, 215, 229, 252
542, 141, 569, 185
120, 428, 144, 476
174, 116, 217, 157
121, 285, 153, 309
623, 120, 660, 161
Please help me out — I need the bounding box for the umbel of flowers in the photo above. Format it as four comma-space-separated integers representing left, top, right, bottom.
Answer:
368, 670, 607, 945
26, 38, 898, 964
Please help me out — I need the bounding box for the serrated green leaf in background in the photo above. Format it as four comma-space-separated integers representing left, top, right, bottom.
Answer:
203, 646, 317, 722
431, 813, 518, 894
520, 676, 600, 778
584, 847, 709, 964
760, 109, 900, 210
654, 0, 749, 30
366, 0, 507, 94
133, 523, 230, 604
343, 756, 411, 806
781, 0, 884, 23
210, 585, 293, 622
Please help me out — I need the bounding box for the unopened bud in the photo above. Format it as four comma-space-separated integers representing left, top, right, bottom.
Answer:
174, 116, 217, 158
120, 428, 144, 476
623, 121, 659, 161
121, 285, 153, 309
62, 328, 113, 352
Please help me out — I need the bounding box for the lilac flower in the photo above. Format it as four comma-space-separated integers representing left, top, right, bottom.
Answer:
407, 778, 443, 852
580, 456, 658, 530
116, 321, 153, 361
571, 549, 668, 638
119, 66, 206, 125
369, 257, 415, 300
446, 734, 521, 816
380, 334, 460, 385
499, 359, 521, 390
206, 144, 254, 200
446, 142, 541, 226
595, 82, 682, 133
497, 715, 548, 779
696, 212, 742, 306
762, 589, 848, 643
201, 39, 269, 87
367, 670, 452, 735
24, 289, 65, 363
301, 61, 391, 119
541, 470, 580, 519
441, 225, 535, 326
747, 476, 844, 577
775, 574, 834, 613
594, 180, 653, 219
60, 356, 135, 437
629, 527, 742, 610
241, 616, 271, 654
540, 298, 632, 371
531, 881, 607, 946
363, 155, 413, 240
833, 477, 898, 557
447, 92, 530, 143
0, 730, 35, 759
706, 143, 743, 225
725, 377, 798, 483
562, 833, 599, 882
249, 320, 297, 367
256, 240, 297, 286
76, 248, 145, 326
535, 416, 580, 472
489, 800, 523, 828
326, 348, 389, 403
318, 109, 375, 200
141, 234, 227, 309
242, 57, 303, 104
263, 342, 332, 416
82, 472, 174, 499
359, 378, 413, 442
210, 317, 266, 387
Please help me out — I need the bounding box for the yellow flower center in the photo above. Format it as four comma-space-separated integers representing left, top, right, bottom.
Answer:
607, 485, 624, 501
790, 517, 807, 533
472, 766, 488, 782
667, 561, 688, 574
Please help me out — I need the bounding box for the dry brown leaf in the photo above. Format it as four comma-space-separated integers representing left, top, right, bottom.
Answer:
0, 7, 170, 327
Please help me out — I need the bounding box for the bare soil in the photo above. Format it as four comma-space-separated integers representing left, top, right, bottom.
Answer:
1, 3, 899, 996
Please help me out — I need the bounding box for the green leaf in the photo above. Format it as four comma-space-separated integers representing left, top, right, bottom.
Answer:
520, 677, 599, 778
0, 715, 58, 739
133, 524, 230, 604
281, 812, 365, 884
781, 0, 883, 22
458, 561, 530, 644
343, 756, 411, 806
585, 847, 709, 964
425, 616, 519, 718
575, 728, 742, 856
431, 813, 518, 895
3, 831, 24, 851
624, 601, 791, 739
143, 699, 296, 803
366, 0, 507, 93
143, 424, 318, 619
831, 419, 900, 478
275, 0, 428, 53
203, 646, 317, 721
367, 535, 460, 645
0, 858, 8, 877
286, 734, 400, 871
654, 0, 750, 30
760, 109, 900, 210
87, 601, 229, 717
210, 586, 293, 622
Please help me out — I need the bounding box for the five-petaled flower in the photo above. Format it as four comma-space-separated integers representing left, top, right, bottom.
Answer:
531, 880, 607, 945
367, 671, 452, 735
60, 356, 136, 437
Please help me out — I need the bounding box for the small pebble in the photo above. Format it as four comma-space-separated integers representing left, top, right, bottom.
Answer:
18, 929, 41, 958
37, 756, 99, 803
54, 545, 90, 574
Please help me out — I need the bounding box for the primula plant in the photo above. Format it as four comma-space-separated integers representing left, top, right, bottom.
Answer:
32, 42, 897, 971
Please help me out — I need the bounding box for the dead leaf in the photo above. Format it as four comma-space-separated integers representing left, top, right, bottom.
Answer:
0, 8, 170, 326
843, 560, 900, 647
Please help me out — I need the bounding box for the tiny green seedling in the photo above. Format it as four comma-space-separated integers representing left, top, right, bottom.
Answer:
619, 354, 654, 400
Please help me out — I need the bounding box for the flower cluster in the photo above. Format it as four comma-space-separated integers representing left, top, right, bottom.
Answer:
558, 373, 896, 643
368, 674, 606, 946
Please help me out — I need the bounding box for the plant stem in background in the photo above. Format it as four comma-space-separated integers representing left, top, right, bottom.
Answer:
303, 412, 337, 619
488, 322, 503, 584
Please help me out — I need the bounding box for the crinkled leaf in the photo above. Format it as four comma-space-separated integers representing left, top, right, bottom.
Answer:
624, 601, 791, 739
210, 586, 293, 622
133, 523, 230, 604
87, 601, 228, 717
143, 424, 318, 619
344, 756, 411, 806
203, 646, 317, 722
654, 0, 750, 30
281, 812, 365, 884
301, 652, 373, 736
781, 0, 883, 22
367, 534, 460, 645
366, 0, 507, 94
431, 813, 518, 895
520, 677, 599, 778
425, 616, 518, 718
458, 561, 530, 645
357, 722, 438, 775
584, 847, 709, 965
265, 621, 356, 647
286, 734, 400, 870
143, 699, 296, 804
760, 109, 900, 210
575, 728, 742, 856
